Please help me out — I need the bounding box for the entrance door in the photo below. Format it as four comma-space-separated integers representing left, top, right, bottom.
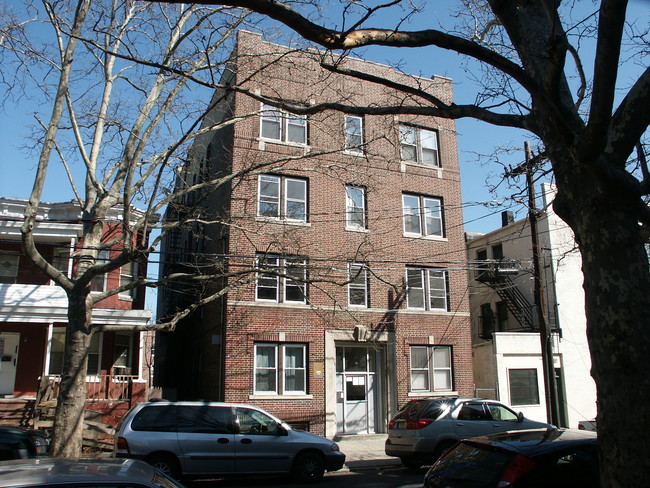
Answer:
0, 333, 19, 397
335, 346, 381, 434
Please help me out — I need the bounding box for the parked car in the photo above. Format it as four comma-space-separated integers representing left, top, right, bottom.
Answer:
114, 401, 346, 481
423, 428, 599, 488
578, 419, 597, 431
0, 458, 186, 488
385, 397, 554, 468
0, 425, 49, 460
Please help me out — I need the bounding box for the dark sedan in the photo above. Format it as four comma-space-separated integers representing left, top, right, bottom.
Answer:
423, 428, 598, 488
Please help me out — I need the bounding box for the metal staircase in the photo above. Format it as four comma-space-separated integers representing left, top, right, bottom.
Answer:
476, 260, 536, 330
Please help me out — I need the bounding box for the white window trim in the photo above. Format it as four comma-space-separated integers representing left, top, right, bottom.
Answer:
254, 343, 307, 395
345, 185, 367, 230
254, 343, 279, 394
402, 194, 444, 238
348, 263, 369, 308
255, 255, 307, 304
255, 255, 281, 303
119, 261, 137, 301
283, 177, 308, 223
90, 249, 110, 294
399, 124, 440, 167
112, 332, 134, 375
406, 267, 449, 311
344, 115, 364, 155
257, 174, 308, 223
260, 103, 308, 146
283, 257, 308, 304
0, 254, 19, 284
409, 345, 453, 393
46, 327, 104, 379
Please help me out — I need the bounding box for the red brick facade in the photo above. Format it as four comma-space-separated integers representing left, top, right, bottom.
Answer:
159, 30, 472, 437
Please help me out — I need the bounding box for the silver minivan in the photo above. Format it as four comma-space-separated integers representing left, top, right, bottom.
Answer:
114, 401, 346, 481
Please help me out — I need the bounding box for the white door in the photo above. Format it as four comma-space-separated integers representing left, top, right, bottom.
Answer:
0, 333, 20, 397
335, 346, 379, 434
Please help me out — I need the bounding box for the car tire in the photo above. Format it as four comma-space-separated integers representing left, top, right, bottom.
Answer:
400, 457, 422, 469
146, 453, 180, 479
292, 451, 326, 482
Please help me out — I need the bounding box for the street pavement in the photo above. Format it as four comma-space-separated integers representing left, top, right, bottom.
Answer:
332, 433, 403, 471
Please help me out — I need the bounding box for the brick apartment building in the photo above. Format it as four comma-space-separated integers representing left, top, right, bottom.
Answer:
155, 30, 472, 437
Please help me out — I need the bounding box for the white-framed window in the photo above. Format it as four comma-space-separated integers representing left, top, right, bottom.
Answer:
112, 332, 134, 375
402, 194, 444, 237
260, 103, 308, 145
406, 267, 449, 311
508, 368, 540, 406
254, 343, 307, 394
90, 249, 110, 292
344, 115, 364, 154
0, 253, 19, 284
258, 174, 308, 222
345, 185, 367, 230
255, 255, 307, 304
119, 261, 137, 299
348, 263, 369, 307
48, 328, 102, 376
410, 345, 453, 392
52, 248, 71, 278
399, 125, 440, 166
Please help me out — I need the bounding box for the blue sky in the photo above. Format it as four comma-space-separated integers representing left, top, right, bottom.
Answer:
1, 0, 647, 236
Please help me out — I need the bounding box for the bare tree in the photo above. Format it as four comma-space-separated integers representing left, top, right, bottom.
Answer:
0, 0, 396, 457
146, 0, 650, 486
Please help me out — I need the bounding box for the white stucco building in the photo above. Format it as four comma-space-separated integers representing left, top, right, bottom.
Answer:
466, 184, 597, 428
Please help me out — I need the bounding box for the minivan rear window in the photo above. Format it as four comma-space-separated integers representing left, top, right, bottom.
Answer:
131, 405, 178, 432
394, 399, 449, 420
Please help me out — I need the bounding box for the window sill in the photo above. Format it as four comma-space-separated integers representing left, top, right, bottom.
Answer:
402, 233, 447, 242
403, 308, 453, 314
249, 394, 313, 400
255, 217, 311, 227
254, 300, 308, 306
344, 149, 365, 157
258, 138, 309, 151
408, 390, 457, 398
400, 160, 443, 176
118, 295, 134, 302
345, 226, 369, 233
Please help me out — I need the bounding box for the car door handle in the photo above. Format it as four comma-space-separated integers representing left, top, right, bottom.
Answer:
240, 438, 252, 444
217, 438, 230, 444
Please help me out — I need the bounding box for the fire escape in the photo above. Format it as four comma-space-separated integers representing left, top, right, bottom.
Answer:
476, 260, 536, 334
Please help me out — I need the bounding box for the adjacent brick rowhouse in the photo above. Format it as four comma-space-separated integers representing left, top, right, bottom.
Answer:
156, 30, 473, 437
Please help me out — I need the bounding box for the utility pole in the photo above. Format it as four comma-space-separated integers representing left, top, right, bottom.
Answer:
506, 142, 561, 426
524, 142, 561, 427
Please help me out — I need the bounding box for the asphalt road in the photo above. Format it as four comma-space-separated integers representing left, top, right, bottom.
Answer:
185, 465, 426, 488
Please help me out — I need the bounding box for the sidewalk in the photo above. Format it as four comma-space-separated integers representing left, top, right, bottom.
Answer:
332, 434, 402, 471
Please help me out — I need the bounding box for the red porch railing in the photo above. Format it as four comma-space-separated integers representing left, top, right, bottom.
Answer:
37, 374, 136, 403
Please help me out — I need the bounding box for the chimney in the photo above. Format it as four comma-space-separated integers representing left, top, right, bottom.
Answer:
502, 211, 514, 227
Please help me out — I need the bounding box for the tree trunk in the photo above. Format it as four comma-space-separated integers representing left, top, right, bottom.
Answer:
554, 166, 650, 486
50, 291, 93, 457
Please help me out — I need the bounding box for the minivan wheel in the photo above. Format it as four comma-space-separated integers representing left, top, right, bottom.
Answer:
147, 453, 180, 479
292, 451, 326, 482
